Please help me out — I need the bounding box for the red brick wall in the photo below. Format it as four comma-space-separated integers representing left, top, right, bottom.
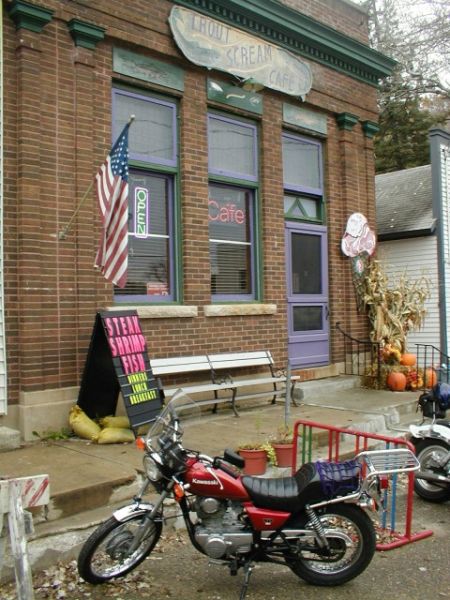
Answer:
280, 0, 370, 44
3, 0, 378, 404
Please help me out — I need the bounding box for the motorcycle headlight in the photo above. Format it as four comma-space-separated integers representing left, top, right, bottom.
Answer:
144, 454, 162, 482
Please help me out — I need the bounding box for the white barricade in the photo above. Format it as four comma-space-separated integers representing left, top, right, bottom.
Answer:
0, 475, 50, 600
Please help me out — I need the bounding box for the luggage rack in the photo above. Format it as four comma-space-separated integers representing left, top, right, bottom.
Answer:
356, 449, 420, 479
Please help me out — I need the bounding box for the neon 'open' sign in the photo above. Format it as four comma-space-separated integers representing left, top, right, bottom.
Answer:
134, 187, 149, 238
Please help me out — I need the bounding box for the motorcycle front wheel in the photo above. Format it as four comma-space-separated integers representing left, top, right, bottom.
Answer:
78, 514, 162, 584
414, 439, 450, 503
285, 504, 376, 586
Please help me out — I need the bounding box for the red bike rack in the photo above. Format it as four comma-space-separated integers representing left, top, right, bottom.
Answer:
290, 419, 433, 551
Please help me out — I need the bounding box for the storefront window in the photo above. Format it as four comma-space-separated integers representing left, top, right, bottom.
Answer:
112, 88, 178, 302
209, 184, 253, 297
208, 114, 257, 181
208, 114, 258, 300
283, 133, 323, 222
282, 134, 322, 195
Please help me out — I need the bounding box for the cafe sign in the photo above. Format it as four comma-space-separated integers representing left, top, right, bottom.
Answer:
169, 6, 312, 99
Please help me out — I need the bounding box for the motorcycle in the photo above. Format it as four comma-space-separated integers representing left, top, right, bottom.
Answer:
409, 383, 450, 503
78, 391, 419, 599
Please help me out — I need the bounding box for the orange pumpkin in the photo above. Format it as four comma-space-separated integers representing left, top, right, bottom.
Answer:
387, 371, 407, 392
400, 353, 416, 367
423, 368, 437, 388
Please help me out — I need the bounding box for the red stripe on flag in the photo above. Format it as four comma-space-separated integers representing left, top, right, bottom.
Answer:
94, 161, 129, 288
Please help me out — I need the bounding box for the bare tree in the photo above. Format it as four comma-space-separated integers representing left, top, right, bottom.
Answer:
365, 0, 450, 100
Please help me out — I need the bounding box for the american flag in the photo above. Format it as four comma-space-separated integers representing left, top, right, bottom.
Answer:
94, 122, 130, 288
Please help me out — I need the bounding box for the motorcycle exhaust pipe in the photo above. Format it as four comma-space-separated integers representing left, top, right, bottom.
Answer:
416, 471, 450, 485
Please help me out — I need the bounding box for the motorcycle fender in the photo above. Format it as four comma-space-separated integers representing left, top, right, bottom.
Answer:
410, 423, 450, 442
113, 503, 155, 522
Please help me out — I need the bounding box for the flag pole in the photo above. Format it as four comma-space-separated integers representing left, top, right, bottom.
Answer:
58, 114, 135, 241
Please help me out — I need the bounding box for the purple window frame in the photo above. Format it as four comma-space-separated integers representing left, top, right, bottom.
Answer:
114, 171, 175, 303
209, 183, 256, 302
282, 132, 323, 197
112, 88, 178, 168
208, 114, 258, 182
111, 86, 178, 303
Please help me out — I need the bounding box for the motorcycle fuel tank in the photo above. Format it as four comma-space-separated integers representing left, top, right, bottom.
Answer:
185, 461, 249, 500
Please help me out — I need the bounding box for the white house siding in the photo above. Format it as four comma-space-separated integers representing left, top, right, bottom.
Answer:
378, 236, 440, 351
0, 4, 5, 415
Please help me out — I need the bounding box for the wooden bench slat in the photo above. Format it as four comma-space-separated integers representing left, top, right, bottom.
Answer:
210, 358, 272, 370
208, 351, 271, 362
151, 355, 210, 376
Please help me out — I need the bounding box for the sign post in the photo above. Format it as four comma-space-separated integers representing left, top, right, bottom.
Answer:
77, 310, 163, 431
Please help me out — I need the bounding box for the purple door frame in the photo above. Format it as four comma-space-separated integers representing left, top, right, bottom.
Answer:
285, 220, 329, 368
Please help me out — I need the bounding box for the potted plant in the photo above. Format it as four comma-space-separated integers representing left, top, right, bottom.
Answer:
269, 424, 295, 468
238, 442, 277, 475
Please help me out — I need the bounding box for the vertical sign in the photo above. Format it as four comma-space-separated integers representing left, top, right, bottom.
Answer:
134, 187, 149, 238
77, 310, 163, 430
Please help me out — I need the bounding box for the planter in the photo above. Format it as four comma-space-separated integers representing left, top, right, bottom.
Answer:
272, 443, 294, 468
238, 448, 267, 475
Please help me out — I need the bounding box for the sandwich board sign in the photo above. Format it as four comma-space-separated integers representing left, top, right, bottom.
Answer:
77, 310, 163, 430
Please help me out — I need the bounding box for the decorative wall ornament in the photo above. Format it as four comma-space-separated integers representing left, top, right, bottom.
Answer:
341, 212, 376, 258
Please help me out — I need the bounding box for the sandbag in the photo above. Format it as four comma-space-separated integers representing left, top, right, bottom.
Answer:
99, 415, 130, 429
69, 405, 101, 441
96, 427, 135, 444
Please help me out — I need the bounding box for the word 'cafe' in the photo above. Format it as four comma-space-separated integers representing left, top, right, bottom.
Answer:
208, 199, 246, 224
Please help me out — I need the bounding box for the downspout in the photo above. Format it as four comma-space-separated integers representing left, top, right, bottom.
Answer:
429, 128, 449, 356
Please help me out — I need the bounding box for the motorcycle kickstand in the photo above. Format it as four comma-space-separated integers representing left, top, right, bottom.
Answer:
239, 562, 254, 600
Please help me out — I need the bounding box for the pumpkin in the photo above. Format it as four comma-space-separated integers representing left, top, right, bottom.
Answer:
423, 368, 437, 388
400, 353, 416, 367
386, 371, 407, 392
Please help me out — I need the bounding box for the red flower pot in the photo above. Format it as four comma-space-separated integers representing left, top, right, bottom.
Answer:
272, 443, 294, 468
238, 448, 267, 475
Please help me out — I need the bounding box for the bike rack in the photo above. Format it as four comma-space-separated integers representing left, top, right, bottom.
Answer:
290, 420, 433, 551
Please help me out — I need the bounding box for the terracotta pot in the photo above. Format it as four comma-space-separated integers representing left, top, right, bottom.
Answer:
238, 448, 267, 475
272, 443, 294, 468
386, 371, 407, 392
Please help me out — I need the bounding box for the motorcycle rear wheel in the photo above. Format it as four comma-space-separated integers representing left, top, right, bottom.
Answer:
78, 514, 162, 584
285, 504, 376, 586
414, 439, 450, 503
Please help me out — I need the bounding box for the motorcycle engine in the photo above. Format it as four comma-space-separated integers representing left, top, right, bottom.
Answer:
192, 498, 253, 559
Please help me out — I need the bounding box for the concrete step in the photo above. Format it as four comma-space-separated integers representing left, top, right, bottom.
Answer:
294, 375, 361, 401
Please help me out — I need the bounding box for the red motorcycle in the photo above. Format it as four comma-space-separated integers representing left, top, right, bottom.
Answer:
78, 391, 419, 599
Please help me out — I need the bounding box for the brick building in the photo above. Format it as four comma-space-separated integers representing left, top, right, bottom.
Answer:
0, 0, 394, 439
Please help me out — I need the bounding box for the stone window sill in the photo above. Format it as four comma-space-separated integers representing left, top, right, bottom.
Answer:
106, 305, 198, 319
204, 304, 277, 317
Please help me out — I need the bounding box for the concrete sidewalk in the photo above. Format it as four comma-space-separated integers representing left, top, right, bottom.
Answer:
0, 378, 422, 578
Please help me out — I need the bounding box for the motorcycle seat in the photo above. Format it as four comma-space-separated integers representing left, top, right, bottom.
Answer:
241, 463, 322, 512
436, 419, 450, 428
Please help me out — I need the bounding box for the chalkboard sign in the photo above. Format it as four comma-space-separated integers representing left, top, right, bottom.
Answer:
77, 310, 163, 430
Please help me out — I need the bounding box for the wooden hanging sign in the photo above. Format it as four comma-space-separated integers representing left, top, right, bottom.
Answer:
77, 310, 163, 430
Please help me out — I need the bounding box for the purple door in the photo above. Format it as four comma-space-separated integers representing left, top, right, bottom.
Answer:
285, 221, 329, 368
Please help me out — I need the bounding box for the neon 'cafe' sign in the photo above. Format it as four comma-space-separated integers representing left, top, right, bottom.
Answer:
208, 199, 246, 224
